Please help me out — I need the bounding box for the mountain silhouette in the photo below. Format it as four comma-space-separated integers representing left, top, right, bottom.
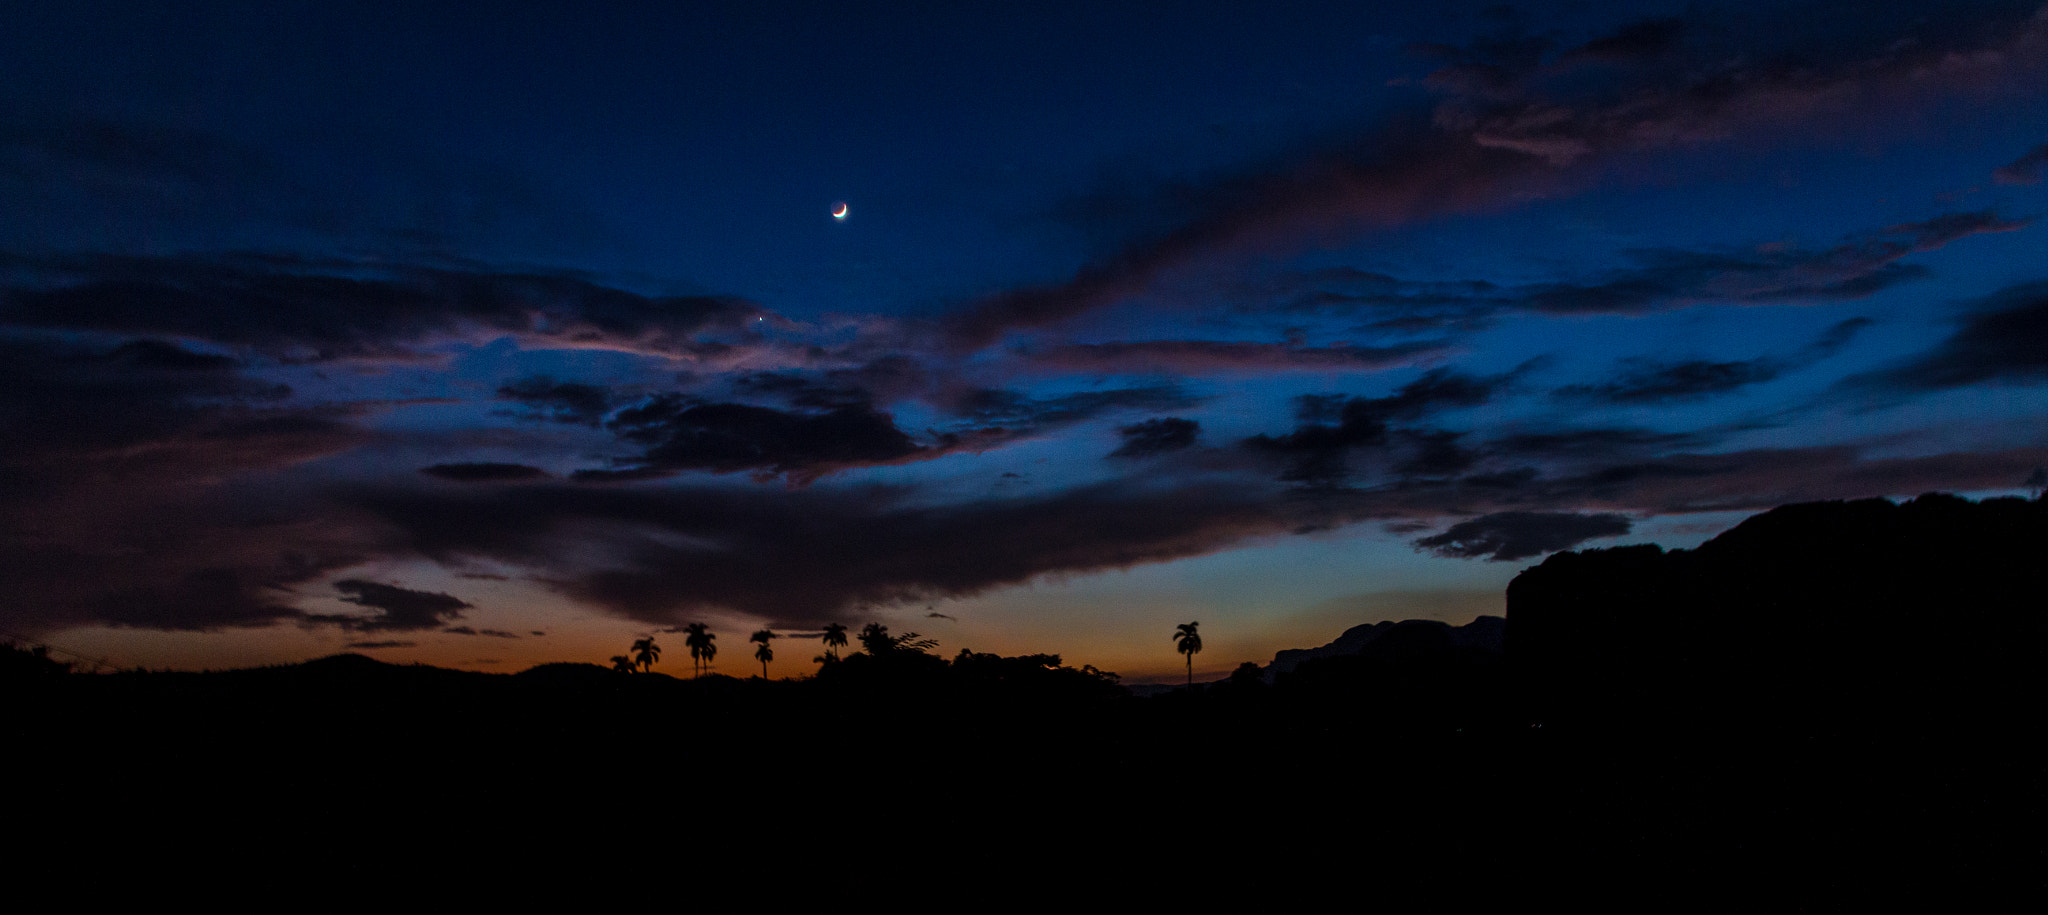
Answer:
1509, 492, 2045, 730
1266, 615, 1504, 677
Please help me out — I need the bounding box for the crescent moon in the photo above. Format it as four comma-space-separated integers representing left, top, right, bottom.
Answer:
831, 202, 849, 219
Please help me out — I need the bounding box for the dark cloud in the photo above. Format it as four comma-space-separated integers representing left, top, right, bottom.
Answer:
598, 397, 945, 485
0, 254, 767, 361
1109, 418, 1200, 459
949, 386, 1201, 432
0, 335, 368, 633
349, 480, 1346, 627
730, 372, 872, 409
569, 466, 682, 484
1435, 444, 2047, 516
1246, 368, 1521, 484
100, 338, 246, 373
1486, 427, 1711, 460
943, 122, 1549, 349
345, 641, 418, 649
1559, 17, 1685, 64
443, 626, 520, 638
1278, 209, 2006, 332
1837, 282, 2048, 394
938, 5, 2047, 347
1394, 430, 1479, 478
1556, 319, 1869, 404
1515, 212, 2022, 315
1023, 340, 1445, 374
1559, 357, 1782, 403
321, 580, 472, 633
1414, 511, 1633, 561
497, 376, 617, 426
1803, 317, 1875, 358
1993, 142, 2048, 184
420, 463, 551, 483
729, 357, 936, 410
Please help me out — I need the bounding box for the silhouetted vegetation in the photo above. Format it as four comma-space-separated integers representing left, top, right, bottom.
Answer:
750, 629, 776, 678
1172, 621, 1201, 686
682, 622, 715, 676
2, 641, 71, 679
9, 493, 2037, 897
630, 635, 661, 672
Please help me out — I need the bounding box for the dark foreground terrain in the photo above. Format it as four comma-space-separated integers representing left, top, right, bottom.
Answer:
9, 494, 2041, 901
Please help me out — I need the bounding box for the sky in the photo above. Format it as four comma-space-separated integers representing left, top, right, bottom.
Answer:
4, 1, 2045, 682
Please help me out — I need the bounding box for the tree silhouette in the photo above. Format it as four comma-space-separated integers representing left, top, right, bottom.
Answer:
610, 655, 637, 674
1174, 622, 1203, 687
856, 623, 936, 656
683, 623, 716, 677
858, 622, 893, 655
820, 622, 849, 663
631, 636, 661, 673
751, 629, 778, 679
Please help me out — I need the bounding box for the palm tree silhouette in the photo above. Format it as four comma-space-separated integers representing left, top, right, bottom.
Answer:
820, 622, 849, 662
1173, 622, 1202, 687
751, 629, 778, 679
683, 623, 716, 677
610, 655, 637, 674
630, 636, 661, 673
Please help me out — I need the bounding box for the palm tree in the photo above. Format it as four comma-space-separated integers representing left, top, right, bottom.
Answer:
630, 636, 660, 673
609, 655, 637, 674
820, 622, 849, 662
751, 629, 778, 679
1173, 621, 1202, 687
683, 623, 716, 677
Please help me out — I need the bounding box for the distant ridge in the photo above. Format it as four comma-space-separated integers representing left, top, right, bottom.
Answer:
1265, 615, 1505, 678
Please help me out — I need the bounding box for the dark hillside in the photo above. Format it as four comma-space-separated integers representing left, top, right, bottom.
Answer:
1509, 493, 2045, 731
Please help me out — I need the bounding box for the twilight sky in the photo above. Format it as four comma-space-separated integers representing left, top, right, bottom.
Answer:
5, 1, 2045, 680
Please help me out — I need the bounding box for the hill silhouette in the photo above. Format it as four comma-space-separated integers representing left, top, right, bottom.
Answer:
1509, 492, 2045, 731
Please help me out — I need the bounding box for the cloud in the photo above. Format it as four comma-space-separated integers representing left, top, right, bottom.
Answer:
443, 626, 520, 638
1555, 317, 1872, 404
496, 376, 617, 426
1431, 443, 2047, 516
345, 640, 417, 649
1245, 367, 1525, 484
1836, 281, 2048, 394
0, 253, 771, 361
317, 580, 472, 632
420, 463, 551, 483
1393, 430, 1479, 478
730, 371, 874, 409
348, 480, 1348, 627
0, 335, 371, 632
1021, 340, 1446, 374
1273, 208, 2011, 332
1994, 142, 2048, 184
330, 580, 472, 631
1558, 17, 1685, 64
1414, 511, 1633, 561
596, 397, 949, 485
1558, 357, 1783, 404
936, 5, 2048, 347
1515, 212, 2024, 315
948, 385, 1201, 432
1109, 418, 1200, 459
